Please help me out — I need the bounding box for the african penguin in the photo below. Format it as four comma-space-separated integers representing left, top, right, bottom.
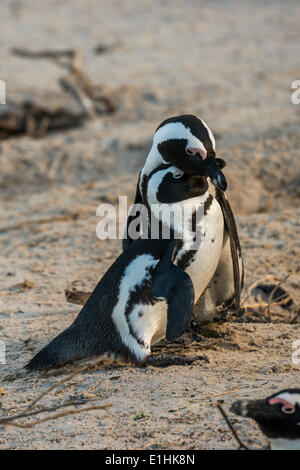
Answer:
123, 114, 244, 322
143, 114, 226, 188
123, 114, 227, 250
26, 166, 212, 370
146, 164, 225, 309
231, 389, 300, 450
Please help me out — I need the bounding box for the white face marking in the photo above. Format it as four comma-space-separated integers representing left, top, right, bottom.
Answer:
173, 169, 184, 178
146, 166, 177, 205
153, 122, 207, 154
240, 400, 250, 417
111, 254, 159, 360
272, 392, 300, 408
201, 118, 216, 151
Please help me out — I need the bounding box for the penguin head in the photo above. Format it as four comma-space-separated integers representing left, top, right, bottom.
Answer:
148, 114, 227, 190
147, 165, 209, 205
231, 389, 300, 449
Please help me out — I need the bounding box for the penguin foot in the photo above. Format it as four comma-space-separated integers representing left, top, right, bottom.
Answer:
145, 354, 209, 368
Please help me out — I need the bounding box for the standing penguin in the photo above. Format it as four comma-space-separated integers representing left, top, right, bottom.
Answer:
26, 167, 214, 370
123, 114, 243, 322
231, 389, 300, 450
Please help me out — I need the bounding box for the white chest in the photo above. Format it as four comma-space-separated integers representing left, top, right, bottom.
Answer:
174, 196, 224, 301
270, 438, 300, 450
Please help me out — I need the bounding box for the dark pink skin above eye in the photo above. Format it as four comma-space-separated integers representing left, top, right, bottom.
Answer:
269, 397, 296, 414
186, 147, 207, 160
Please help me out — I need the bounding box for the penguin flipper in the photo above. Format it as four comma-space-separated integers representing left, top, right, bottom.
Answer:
152, 241, 195, 341
215, 188, 244, 312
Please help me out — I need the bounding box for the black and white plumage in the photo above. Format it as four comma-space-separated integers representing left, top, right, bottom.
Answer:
124, 114, 243, 322
231, 389, 300, 450
26, 114, 243, 370
142, 114, 227, 191
26, 166, 210, 370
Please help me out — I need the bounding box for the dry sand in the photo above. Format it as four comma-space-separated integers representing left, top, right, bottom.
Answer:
0, 0, 299, 450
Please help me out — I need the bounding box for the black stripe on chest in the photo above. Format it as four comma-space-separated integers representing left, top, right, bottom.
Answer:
175, 194, 215, 271
124, 265, 159, 347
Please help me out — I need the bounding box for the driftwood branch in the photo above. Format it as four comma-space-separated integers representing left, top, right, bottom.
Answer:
11, 48, 76, 60
241, 273, 295, 322
265, 274, 290, 319
291, 304, 300, 324
27, 358, 102, 411
0, 399, 111, 428
7, 404, 111, 429
59, 76, 96, 118
0, 358, 111, 429
11, 47, 115, 116
0, 47, 116, 140
215, 402, 250, 450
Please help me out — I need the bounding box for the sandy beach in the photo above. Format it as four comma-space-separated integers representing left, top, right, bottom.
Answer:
0, 0, 299, 449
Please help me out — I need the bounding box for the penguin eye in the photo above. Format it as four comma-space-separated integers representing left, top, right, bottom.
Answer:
269, 397, 296, 414
282, 405, 296, 414
173, 170, 184, 179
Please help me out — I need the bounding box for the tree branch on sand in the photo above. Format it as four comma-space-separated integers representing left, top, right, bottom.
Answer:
0, 358, 111, 429
215, 401, 250, 450
0, 47, 116, 140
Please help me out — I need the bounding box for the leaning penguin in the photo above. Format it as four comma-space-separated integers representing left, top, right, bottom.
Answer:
123, 114, 244, 322
231, 389, 300, 450
26, 114, 243, 370
27, 168, 216, 370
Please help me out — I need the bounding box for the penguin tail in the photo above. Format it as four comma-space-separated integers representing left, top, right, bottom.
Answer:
25, 323, 103, 371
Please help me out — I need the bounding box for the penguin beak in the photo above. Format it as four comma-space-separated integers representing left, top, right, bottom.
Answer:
182, 150, 227, 190
183, 149, 227, 190
212, 171, 227, 191
190, 155, 227, 191
205, 156, 227, 191
157, 140, 227, 190
175, 154, 227, 190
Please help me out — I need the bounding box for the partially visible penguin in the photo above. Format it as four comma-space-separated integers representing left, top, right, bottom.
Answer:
26, 167, 218, 370
231, 389, 300, 450
123, 114, 243, 322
